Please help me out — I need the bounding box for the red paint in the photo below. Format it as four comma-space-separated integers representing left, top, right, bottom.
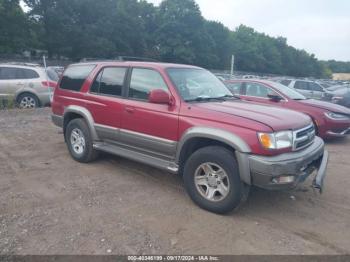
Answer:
225, 79, 350, 139
52, 62, 315, 157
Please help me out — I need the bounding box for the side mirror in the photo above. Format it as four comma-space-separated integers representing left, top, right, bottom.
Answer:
267, 94, 282, 102
149, 89, 171, 104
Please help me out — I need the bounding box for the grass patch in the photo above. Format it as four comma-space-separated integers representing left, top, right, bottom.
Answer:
0, 95, 16, 110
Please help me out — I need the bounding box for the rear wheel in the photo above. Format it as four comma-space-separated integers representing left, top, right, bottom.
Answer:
65, 118, 99, 163
183, 146, 247, 214
17, 93, 39, 109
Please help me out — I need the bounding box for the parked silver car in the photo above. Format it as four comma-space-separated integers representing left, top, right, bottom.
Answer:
279, 79, 333, 101
0, 63, 58, 108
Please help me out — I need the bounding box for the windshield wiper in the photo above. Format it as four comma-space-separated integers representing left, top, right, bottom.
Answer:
185, 97, 224, 102
218, 94, 241, 100
185, 94, 240, 103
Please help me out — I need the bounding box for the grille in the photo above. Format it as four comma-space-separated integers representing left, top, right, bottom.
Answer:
293, 124, 316, 150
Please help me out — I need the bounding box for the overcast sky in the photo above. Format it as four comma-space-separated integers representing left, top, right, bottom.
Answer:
147, 0, 350, 61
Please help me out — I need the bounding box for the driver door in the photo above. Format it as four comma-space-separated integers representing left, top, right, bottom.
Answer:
120, 68, 179, 160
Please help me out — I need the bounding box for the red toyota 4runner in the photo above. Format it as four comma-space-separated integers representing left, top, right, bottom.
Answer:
52, 62, 329, 214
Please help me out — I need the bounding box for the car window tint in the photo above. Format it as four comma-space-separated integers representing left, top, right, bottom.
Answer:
0, 67, 19, 79
22, 68, 40, 79
225, 82, 242, 95
295, 81, 309, 90
60, 65, 96, 91
99, 67, 126, 96
245, 83, 277, 98
129, 68, 168, 101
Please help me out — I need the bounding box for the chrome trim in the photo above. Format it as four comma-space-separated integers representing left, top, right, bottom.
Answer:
292, 124, 316, 151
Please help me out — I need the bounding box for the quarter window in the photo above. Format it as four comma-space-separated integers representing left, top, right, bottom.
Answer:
128, 68, 168, 101
60, 65, 95, 91
91, 67, 126, 96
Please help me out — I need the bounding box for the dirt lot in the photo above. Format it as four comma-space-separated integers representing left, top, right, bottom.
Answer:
0, 108, 349, 255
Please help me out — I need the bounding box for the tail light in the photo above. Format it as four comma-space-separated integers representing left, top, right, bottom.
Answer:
42, 81, 57, 88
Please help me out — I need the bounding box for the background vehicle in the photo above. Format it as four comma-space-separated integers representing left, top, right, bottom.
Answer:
52, 62, 328, 214
0, 63, 58, 108
225, 79, 350, 139
279, 79, 333, 101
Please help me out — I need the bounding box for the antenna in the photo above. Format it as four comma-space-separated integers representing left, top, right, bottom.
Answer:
43, 55, 53, 103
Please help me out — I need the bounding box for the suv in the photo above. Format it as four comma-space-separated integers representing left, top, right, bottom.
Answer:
280, 79, 333, 101
51, 62, 329, 214
0, 64, 58, 108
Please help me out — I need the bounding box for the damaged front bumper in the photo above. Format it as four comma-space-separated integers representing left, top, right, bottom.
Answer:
248, 137, 329, 192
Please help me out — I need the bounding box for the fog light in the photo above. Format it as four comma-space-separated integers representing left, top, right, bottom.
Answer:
272, 176, 295, 184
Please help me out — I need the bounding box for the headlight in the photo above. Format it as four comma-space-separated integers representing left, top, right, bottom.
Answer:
325, 112, 350, 121
258, 131, 293, 150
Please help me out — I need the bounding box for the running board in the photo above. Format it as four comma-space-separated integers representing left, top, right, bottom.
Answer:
93, 142, 179, 173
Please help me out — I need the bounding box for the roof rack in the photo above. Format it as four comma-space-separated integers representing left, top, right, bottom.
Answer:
80, 56, 158, 63
2, 62, 41, 67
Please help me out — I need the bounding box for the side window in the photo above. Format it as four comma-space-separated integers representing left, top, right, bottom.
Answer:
294, 81, 309, 90
225, 82, 242, 95
309, 82, 323, 92
0, 67, 19, 80
60, 65, 96, 91
14, 68, 40, 79
245, 83, 277, 98
90, 67, 126, 96
128, 68, 168, 101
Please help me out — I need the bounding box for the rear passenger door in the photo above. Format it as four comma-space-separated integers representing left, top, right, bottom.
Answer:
85, 66, 128, 141
120, 68, 179, 160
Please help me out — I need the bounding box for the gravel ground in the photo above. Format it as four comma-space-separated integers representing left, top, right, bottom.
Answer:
0, 108, 349, 255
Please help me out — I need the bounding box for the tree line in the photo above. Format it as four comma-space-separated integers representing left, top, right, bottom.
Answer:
0, 0, 348, 78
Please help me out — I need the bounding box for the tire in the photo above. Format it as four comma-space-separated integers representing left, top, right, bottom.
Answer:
183, 146, 247, 214
17, 93, 40, 109
65, 118, 99, 163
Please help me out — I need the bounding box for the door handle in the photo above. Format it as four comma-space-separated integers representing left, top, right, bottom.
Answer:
16, 82, 24, 86
125, 106, 135, 114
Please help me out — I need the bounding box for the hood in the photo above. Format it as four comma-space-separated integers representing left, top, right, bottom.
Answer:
300, 99, 350, 115
193, 101, 311, 131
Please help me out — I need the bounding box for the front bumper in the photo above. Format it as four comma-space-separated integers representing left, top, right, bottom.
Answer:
249, 137, 328, 191
326, 127, 350, 138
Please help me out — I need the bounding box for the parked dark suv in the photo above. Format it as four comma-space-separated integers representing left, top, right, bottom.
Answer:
52, 61, 328, 214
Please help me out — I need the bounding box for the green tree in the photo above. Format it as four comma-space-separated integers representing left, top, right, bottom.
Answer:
0, 0, 33, 54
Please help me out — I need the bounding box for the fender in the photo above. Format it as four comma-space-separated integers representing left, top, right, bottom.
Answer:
64, 105, 100, 141
176, 127, 252, 184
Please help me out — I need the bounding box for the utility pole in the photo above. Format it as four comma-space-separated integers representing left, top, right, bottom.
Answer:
230, 55, 235, 79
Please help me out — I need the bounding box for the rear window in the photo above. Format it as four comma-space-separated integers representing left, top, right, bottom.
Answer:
60, 65, 95, 91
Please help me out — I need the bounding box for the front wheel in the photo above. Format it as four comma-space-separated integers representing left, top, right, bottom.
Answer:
183, 146, 247, 214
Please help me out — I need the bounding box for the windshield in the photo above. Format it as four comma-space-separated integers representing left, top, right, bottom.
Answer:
270, 81, 307, 100
167, 68, 233, 102
46, 68, 60, 82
